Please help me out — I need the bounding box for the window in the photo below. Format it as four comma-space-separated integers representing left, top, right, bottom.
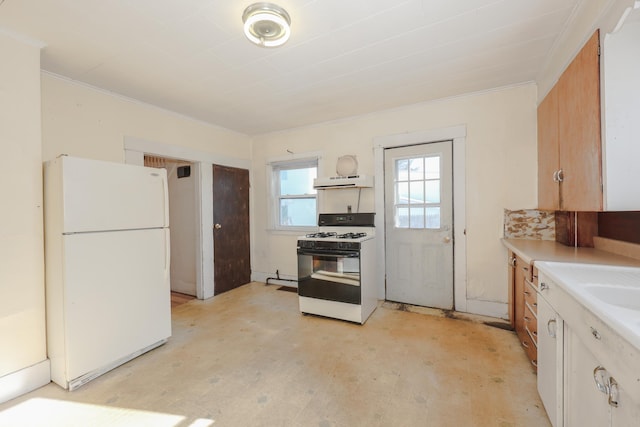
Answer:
394, 154, 441, 229
271, 158, 318, 228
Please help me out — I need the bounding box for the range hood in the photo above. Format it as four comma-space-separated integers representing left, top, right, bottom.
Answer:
313, 175, 374, 189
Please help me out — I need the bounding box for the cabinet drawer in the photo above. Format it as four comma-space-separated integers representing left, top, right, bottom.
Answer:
524, 281, 538, 315
524, 303, 538, 345
520, 331, 538, 371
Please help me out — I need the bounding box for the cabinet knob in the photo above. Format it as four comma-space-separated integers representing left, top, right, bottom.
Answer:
557, 169, 564, 182
540, 282, 549, 291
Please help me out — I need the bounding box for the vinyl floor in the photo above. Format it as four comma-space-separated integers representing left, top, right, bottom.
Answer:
0, 282, 550, 427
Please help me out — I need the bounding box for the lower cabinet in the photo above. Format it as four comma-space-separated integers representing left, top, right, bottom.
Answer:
537, 294, 563, 427
537, 270, 640, 427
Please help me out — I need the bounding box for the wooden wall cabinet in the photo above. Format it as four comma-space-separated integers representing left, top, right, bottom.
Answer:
538, 30, 603, 211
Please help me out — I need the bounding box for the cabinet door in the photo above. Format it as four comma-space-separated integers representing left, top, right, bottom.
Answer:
565, 326, 610, 427
537, 84, 560, 210
537, 296, 562, 427
558, 30, 603, 211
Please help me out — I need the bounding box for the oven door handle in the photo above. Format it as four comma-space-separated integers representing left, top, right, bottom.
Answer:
297, 249, 359, 258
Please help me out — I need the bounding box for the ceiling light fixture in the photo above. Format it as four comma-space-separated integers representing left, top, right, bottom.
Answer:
242, 2, 291, 48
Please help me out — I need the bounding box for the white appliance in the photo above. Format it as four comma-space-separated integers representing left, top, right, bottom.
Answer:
44, 156, 171, 390
297, 213, 377, 324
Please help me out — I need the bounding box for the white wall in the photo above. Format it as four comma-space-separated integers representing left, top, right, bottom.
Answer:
41, 73, 252, 163
0, 33, 50, 403
251, 84, 539, 316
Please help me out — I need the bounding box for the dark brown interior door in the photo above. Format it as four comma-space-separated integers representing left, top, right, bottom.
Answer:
212, 164, 250, 295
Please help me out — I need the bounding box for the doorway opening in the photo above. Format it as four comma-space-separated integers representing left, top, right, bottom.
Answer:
144, 155, 197, 298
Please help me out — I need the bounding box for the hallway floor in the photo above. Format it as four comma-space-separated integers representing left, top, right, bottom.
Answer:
0, 283, 550, 427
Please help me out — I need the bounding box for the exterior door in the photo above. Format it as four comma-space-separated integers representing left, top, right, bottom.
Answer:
384, 141, 453, 309
212, 164, 250, 295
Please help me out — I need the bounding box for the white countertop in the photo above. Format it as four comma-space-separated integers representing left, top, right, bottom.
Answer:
536, 261, 640, 352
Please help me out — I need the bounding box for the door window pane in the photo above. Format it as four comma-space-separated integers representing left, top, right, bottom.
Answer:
425, 180, 440, 204
396, 159, 409, 181
396, 207, 409, 228
396, 181, 409, 204
409, 181, 425, 203
426, 207, 441, 229
410, 207, 425, 228
409, 158, 424, 180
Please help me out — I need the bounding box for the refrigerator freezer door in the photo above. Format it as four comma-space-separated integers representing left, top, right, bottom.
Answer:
55, 228, 171, 384
58, 156, 169, 233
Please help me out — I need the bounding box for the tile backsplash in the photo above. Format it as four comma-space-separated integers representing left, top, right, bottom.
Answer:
504, 209, 555, 240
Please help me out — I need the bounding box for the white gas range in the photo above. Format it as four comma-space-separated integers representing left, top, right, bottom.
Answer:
297, 213, 377, 324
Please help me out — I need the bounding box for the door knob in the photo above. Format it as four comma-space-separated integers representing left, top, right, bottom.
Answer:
443, 236, 451, 243
214, 223, 222, 229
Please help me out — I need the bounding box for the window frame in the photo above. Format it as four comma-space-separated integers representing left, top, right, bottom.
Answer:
393, 153, 443, 230
268, 154, 322, 232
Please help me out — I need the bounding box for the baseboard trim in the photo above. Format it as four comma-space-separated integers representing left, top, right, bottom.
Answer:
0, 360, 50, 404
464, 299, 509, 320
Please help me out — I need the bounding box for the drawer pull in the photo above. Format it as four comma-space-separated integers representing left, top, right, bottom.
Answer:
540, 282, 549, 291
524, 316, 531, 323
608, 377, 619, 408
521, 340, 529, 349
531, 359, 538, 368
524, 290, 531, 296
591, 327, 601, 340
593, 366, 609, 394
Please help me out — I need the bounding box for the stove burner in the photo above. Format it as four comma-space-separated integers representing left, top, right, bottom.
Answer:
337, 232, 367, 239
305, 232, 337, 238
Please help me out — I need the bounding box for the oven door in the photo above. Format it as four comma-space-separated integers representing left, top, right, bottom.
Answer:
297, 247, 361, 304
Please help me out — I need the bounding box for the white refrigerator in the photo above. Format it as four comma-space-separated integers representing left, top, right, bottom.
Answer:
44, 156, 171, 390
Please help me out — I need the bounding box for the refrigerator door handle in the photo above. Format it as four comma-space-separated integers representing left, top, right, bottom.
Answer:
161, 170, 170, 227
164, 228, 171, 276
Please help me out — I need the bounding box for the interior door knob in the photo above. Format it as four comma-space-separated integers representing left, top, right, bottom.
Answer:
443, 236, 451, 243
214, 223, 222, 229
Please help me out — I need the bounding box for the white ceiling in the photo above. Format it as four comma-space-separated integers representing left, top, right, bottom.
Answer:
0, 0, 583, 135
